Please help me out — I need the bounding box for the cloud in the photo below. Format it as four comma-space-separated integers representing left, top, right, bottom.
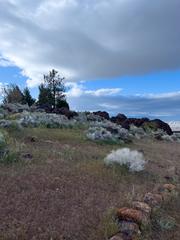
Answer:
0, 57, 14, 67
67, 89, 180, 120
136, 91, 180, 99
0, 0, 180, 87
85, 88, 122, 97
66, 82, 122, 97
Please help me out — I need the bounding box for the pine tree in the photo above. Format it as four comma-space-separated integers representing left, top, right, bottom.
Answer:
22, 87, 35, 106
38, 84, 53, 108
43, 69, 65, 109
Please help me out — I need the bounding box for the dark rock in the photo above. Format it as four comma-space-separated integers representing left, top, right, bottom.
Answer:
53, 107, 78, 119
22, 153, 33, 159
121, 118, 150, 130
106, 127, 119, 135
111, 114, 127, 125
143, 119, 173, 135
93, 111, 110, 120
118, 221, 141, 239
37, 103, 52, 113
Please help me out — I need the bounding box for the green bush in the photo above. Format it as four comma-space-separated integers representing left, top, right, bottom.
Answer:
0, 130, 20, 165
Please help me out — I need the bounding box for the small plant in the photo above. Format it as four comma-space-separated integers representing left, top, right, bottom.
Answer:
104, 148, 146, 172
0, 151, 19, 165
100, 208, 119, 239
0, 130, 20, 165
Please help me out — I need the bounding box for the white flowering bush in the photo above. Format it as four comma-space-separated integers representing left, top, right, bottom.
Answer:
87, 120, 131, 142
104, 148, 146, 172
17, 112, 76, 128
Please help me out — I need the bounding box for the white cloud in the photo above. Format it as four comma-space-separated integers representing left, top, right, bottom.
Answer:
0, 0, 179, 87
0, 57, 14, 67
86, 88, 122, 97
66, 82, 122, 97
136, 91, 180, 99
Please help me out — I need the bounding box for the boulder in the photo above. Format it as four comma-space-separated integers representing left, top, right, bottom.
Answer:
93, 111, 110, 120
117, 208, 145, 225
132, 201, 151, 215
37, 103, 52, 113
53, 107, 78, 119
121, 118, 149, 130
109, 234, 124, 240
144, 193, 163, 208
164, 166, 178, 180
118, 221, 141, 239
162, 184, 176, 192
111, 113, 127, 125
143, 119, 173, 135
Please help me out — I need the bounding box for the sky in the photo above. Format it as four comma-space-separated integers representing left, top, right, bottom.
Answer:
0, 0, 180, 120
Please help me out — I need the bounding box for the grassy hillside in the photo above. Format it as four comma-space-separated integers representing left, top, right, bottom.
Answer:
0, 128, 179, 240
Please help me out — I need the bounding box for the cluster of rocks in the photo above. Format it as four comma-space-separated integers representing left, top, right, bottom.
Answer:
109, 183, 178, 240
86, 120, 180, 143
0, 104, 179, 143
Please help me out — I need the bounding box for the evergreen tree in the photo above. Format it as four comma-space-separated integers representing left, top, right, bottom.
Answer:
3, 84, 24, 104
22, 87, 35, 106
43, 69, 65, 109
56, 99, 69, 110
38, 84, 53, 107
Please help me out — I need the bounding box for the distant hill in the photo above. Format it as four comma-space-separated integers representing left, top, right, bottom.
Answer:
168, 121, 180, 132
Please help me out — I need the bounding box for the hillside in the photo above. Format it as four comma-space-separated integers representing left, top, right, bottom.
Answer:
0, 106, 179, 240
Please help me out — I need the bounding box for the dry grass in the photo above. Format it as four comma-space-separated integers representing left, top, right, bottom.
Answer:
0, 128, 179, 239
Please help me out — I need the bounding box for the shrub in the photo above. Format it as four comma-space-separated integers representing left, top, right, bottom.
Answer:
104, 148, 146, 172
0, 131, 7, 158
86, 127, 116, 141
3, 84, 24, 104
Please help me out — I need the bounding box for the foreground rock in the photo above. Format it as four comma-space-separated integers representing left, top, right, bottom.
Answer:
118, 221, 141, 239
144, 193, 163, 208
109, 234, 124, 240
132, 201, 151, 215
117, 207, 148, 225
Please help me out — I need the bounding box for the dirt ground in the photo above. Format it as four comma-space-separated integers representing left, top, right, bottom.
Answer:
0, 128, 179, 240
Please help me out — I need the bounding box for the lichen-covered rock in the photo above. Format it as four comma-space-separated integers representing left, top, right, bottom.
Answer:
164, 166, 178, 181
132, 201, 151, 215
162, 184, 176, 192
144, 193, 163, 208
118, 220, 141, 239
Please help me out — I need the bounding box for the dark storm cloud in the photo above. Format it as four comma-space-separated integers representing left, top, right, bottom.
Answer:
0, 0, 179, 86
